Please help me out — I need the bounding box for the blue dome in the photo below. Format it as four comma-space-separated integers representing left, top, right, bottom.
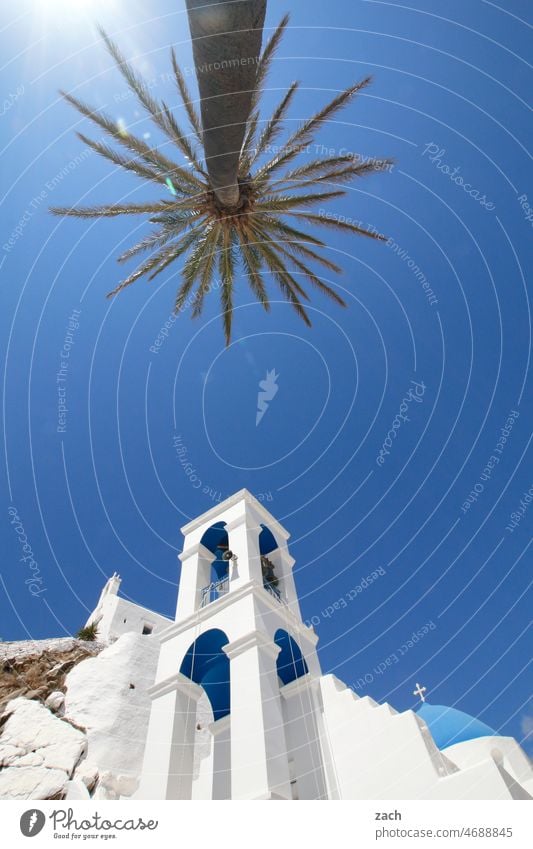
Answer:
417, 702, 497, 750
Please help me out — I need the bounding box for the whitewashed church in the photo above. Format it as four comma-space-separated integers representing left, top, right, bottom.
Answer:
72, 489, 531, 801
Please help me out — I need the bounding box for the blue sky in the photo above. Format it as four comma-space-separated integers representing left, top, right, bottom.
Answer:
1, 0, 531, 751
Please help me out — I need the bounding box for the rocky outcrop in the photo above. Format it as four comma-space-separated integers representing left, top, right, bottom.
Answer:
0, 697, 87, 799
0, 638, 104, 714
0, 632, 160, 800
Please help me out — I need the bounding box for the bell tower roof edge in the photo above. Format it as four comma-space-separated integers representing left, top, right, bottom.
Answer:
180, 489, 289, 542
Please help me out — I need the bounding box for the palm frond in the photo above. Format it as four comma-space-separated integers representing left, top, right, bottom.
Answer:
271, 154, 355, 182
274, 243, 346, 306
249, 14, 290, 113
191, 225, 223, 317
238, 233, 270, 311
160, 99, 206, 175
147, 195, 209, 221
252, 213, 327, 249
117, 212, 204, 263
107, 225, 203, 296
50, 201, 174, 218
61, 90, 202, 192
271, 159, 393, 190
254, 235, 312, 326
117, 229, 173, 263
75, 133, 165, 185
172, 227, 221, 311
288, 211, 386, 240
252, 226, 308, 300
107, 242, 180, 296
256, 77, 372, 181
255, 189, 345, 212
221, 282, 233, 345
279, 238, 342, 273
274, 167, 376, 190
220, 228, 235, 345
254, 215, 342, 272
270, 153, 392, 190
171, 48, 203, 143
250, 81, 299, 164
177, 224, 219, 310
98, 26, 204, 175
239, 109, 261, 176
98, 26, 162, 119
285, 76, 372, 150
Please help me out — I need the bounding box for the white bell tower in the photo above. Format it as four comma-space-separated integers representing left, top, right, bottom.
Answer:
137, 489, 330, 800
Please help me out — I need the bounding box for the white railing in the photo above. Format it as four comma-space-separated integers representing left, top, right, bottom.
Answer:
200, 577, 230, 608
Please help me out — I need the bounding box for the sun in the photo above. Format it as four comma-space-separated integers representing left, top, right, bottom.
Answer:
35, 0, 116, 20
31, 0, 123, 34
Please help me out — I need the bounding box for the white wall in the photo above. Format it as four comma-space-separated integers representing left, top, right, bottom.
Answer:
317, 675, 520, 800
88, 593, 172, 642
444, 736, 533, 799
64, 632, 161, 795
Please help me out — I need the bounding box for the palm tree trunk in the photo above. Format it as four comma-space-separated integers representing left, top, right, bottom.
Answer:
185, 0, 266, 207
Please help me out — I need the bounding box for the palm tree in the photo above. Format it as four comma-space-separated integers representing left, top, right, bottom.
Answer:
51, 16, 391, 344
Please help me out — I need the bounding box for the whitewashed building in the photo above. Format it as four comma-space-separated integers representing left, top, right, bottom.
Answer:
3, 490, 530, 802
126, 490, 533, 800
85, 572, 171, 642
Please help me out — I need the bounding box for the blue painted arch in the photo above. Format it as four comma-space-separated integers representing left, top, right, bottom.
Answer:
259, 524, 278, 555
200, 521, 228, 554
179, 629, 230, 721
200, 522, 229, 582
199, 521, 279, 582
201, 521, 278, 557
274, 629, 308, 686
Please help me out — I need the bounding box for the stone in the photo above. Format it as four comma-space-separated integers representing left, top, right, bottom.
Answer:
0, 638, 104, 715
0, 742, 24, 767
73, 759, 99, 792
15, 751, 45, 767
93, 771, 118, 800
0, 697, 86, 786
45, 691, 65, 713
116, 773, 139, 797
65, 778, 90, 799
0, 766, 68, 800
92, 784, 116, 800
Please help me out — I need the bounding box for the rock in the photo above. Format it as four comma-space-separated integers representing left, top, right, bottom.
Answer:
0, 698, 86, 783
116, 773, 139, 797
92, 783, 117, 800
0, 742, 24, 767
73, 759, 99, 793
15, 751, 45, 767
89, 770, 138, 799
0, 766, 67, 800
65, 778, 90, 800
24, 687, 48, 700
0, 639, 104, 715
0, 635, 159, 800
45, 691, 65, 713
93, 771, 118, 800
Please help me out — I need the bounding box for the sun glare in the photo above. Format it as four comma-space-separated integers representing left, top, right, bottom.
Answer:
36, 0, 115, 22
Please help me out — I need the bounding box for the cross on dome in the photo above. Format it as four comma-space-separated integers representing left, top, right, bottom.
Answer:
413, 682, 427, 703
